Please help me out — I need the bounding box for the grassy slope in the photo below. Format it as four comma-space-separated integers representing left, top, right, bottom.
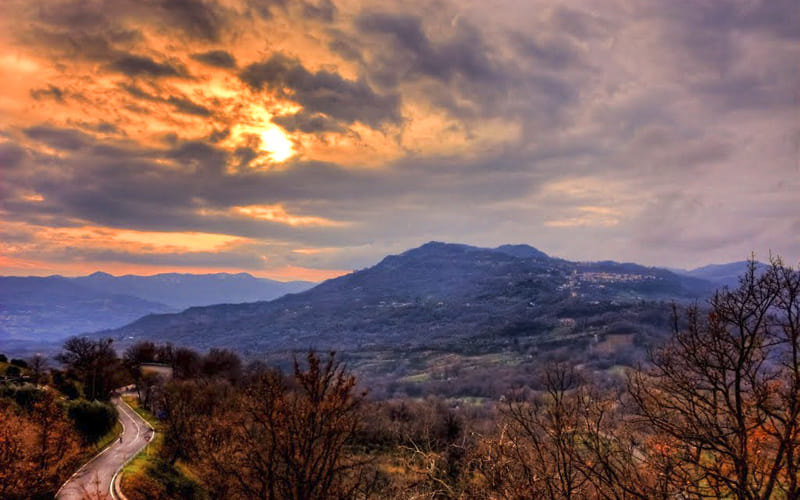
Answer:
120, 395, 160, 477
119, 395, 205, 500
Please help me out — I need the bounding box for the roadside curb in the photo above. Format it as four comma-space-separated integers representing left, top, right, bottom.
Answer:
109, 397, 156, 500
54, 401, 124, 499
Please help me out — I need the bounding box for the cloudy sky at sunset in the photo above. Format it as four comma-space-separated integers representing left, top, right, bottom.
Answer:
1, 0, 798, 281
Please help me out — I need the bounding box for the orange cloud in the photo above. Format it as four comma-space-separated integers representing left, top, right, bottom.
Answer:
545, 206, 621, 228
0, 253, 344, 283
21, 193, 44, 202
0, 224, 245, 256
231, 204, 347, 227
291, 247, 339, 255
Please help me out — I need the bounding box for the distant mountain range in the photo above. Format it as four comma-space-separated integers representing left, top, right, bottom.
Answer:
73, 272, 313, 310
0, 273, 313, 343
0, 276, 174, 342
97, 242, 729, 358
672, 261, 769, 290
1, 244, 763, 363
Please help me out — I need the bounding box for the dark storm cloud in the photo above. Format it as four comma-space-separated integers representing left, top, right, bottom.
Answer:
348, 9, 583, 124
691, 69, 800, 112
108, 54, 190, 78
641, 0, 800, 77
157, 0, 225, 41
30, 85, 65, 102
0, 142, 27, 169
190, 49, 237, 68
120, 83, 158, 101
302, 0, 337, 22
232, 146, 259, 169
548, 5, 613, 39
207, 129, 230, 143
69, 121, 122, 135
242, 0, 286, 20
652, 0, 800, 41
120, 83, 211, 116
32, 0, 229, 42
23, 125, 92, 151
272, 111, 344, 134
327, 34, 363, 63
239, 53, 401, 128
33, 0, 108, 29
508, 32, 584, 71
355, 12, 497, 86
24, 28, 142, 63
166, 96, 212, 116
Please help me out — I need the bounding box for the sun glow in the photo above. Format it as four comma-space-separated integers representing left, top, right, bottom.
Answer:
261, 126, 294, 162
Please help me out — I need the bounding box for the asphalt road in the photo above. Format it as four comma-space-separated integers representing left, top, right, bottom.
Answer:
56, 397, 153, 500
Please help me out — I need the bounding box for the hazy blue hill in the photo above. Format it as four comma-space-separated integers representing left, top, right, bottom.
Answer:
100, 242, 716, 356
673, 261, 768, 289
73, 272, 314, 310
0, 276, 173, 341
0, 272, 314, 345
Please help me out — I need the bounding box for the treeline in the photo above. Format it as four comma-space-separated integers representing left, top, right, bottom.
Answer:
118, 260, 799, 500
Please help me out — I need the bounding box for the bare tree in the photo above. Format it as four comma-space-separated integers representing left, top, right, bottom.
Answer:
571, 388, 677, 500
57, 337, 119, 400
477, 363, 591, 500
28, 354, 48, 385
194, 351, 374, 500
629, 259, 800, 500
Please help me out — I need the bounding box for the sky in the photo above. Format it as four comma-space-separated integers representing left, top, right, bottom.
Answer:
1, 0, 798, 281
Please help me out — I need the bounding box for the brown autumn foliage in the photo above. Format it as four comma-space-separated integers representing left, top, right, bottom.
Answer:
191, 352, 376, 500
628, 259, 800, 500
0, 391, 81, 500
473, 259, 799, 500
475, 364, 592, 500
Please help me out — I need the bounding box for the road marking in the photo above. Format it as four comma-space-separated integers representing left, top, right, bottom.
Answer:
55, 395, 155, 500
109, 397, 156, 500
55, 399, 127, 499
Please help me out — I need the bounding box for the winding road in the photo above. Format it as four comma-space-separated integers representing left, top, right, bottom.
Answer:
56, 396, 154, 500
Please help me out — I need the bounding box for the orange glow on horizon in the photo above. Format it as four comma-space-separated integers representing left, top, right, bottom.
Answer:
0, 254, 347, 283
28, 226, 246, 253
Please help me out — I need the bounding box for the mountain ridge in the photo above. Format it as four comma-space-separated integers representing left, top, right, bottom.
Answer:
671, 260, 768, 289
97, 242, 716, 357
0, 272, 315, 343
72, 271, 313, 309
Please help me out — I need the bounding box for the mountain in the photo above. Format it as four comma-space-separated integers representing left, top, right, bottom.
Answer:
73, 272, 314, 310
673, 261, 768, 289
494, 244, 549, 260
0, 272, 314, 345
100, 242, 715, 356
0, 276, 173, 342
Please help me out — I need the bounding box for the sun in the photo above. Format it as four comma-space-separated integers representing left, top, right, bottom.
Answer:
260, 126, 294, 162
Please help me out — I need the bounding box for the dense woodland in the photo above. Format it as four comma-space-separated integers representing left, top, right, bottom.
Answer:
1, 260, 798, 499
